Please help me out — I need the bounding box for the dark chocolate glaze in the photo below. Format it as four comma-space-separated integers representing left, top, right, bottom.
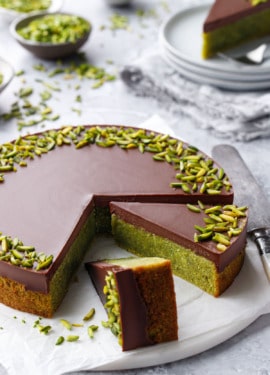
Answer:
203, 0, 270, 32
110, 202, 247, 272
0, 125, 233, 293
85, 261, 152, 351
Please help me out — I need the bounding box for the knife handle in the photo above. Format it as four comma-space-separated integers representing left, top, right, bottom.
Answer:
250, 228, 270, 280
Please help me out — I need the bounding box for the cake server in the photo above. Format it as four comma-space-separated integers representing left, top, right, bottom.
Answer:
212, 144, 270, 280
218, 43, 270, 65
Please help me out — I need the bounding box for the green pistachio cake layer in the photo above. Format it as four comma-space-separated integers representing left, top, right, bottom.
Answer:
202, 0, 270, 59
110, 202, 247, 296
203, 9, 270, 58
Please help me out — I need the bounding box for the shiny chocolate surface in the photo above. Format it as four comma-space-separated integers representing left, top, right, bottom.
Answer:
0, 126, 233, 292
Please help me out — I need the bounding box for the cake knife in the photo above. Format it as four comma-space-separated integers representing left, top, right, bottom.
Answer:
212, 144, 270, 281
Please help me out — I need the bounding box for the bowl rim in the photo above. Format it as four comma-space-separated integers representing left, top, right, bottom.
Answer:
0, 58, 14, 93
0, 0, 64, 19
9, 11, 92, 48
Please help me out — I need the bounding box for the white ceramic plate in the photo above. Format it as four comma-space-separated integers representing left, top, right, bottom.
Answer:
161, 43, 270, 82
160, 4, 270, 77
161, 50, 270, 91
0, 0, 64, 21
0, 58, 14, 94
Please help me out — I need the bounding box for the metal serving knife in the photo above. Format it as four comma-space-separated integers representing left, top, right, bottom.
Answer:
212, 144, 270, 280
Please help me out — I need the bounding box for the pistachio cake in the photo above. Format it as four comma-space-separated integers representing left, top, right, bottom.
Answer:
110, 202, 248, 297
0, 125, 237, 318
202, 0, 270, 59
85, 257, 178, 351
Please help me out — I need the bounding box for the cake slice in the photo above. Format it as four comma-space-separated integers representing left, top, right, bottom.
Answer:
202, 0, 270, 59
85, 257, 178, 351
110, 201, 248, 297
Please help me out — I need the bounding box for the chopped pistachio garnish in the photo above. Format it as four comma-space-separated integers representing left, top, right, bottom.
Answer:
102, 271, 122, 346
0, 0, 51, 13
17, 14, 91, 44
55, 336, 65, 345
87, 325, 99, 339
250, 0, 268, 5
109, 13, 129, 30
60, 319, 73, 330
189, 202, 247, 252
66, 335, 79, 342
0, 233, 53, 271
0, 73, 3, 85
0, 125, 231, 199
83, 307, 95, 321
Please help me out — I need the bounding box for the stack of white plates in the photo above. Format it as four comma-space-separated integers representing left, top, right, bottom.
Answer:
159, 4, 270, 91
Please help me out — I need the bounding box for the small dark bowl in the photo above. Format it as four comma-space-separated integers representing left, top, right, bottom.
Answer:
10, 12, 91, 59
0, 58, 14, 94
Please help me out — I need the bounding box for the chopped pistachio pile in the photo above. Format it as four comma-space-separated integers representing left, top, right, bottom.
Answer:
0, 0, 51, 13
17, 14, 91, 44
0, 232, 53, 270
102, 271, 122, 346
187, 202, 247, 252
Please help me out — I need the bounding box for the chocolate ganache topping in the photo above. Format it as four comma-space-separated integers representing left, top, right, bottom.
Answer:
0, 125, 233, 293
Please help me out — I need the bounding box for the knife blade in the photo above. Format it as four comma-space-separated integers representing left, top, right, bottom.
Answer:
212, 144, 270, 280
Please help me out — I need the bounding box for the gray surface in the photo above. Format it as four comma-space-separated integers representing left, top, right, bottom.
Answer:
1, 0, 270, 373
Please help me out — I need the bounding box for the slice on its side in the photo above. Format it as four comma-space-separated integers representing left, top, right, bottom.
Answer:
85, 257, 178, 351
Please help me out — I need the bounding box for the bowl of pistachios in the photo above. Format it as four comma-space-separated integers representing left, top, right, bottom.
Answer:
0, 58, 14, 94
0, 0, 64, 21
10, 11, 91, 59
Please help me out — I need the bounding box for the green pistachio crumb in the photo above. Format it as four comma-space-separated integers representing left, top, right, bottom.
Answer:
66, 335, 79, 342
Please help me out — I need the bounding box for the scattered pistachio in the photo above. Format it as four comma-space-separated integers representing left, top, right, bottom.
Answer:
87, 325, 99, 339
109, 13, 129, 30
55, 336, 65, 345
83, 307, 95, 322
0, 73, 3, 85
60, 319, 73, 330
66, 335, 79, 342
18, 87, 33, 98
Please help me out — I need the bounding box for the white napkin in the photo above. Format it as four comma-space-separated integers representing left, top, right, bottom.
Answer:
121, 52, 270, 141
